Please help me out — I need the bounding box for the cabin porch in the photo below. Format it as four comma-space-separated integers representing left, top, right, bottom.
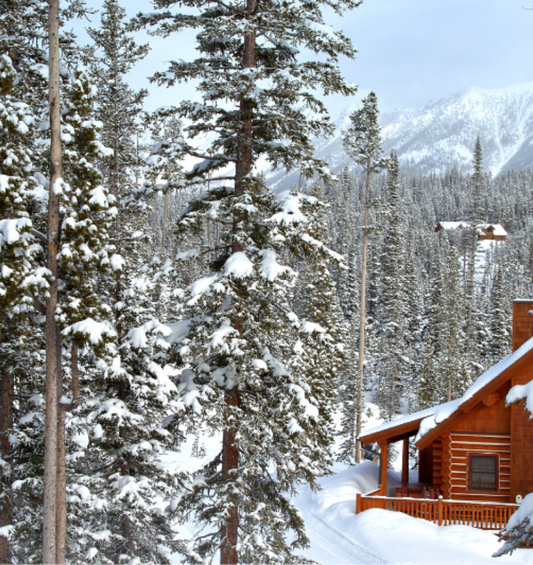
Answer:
358, 435, 519, 529
355, 492, 519, 530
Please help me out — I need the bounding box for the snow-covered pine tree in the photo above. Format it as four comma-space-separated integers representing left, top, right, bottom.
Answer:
86, 0, 149, 257
471, 136, 486, 225
342, 91, 387, 460
463, 137, 485, 378
136, 0, 358, 562
337, 252, 361, 464
374, 150, 409, 421
54, 66, 184, 564
440, 244, 470, 401
0, 52, 50, 565
488, 265, 510, 364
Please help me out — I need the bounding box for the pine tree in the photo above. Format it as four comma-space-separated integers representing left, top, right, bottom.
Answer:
136, 0, 359, 561
488, 265, 510, 363
86, 0, 149, 254
0, 52, 50, 565
374, 150, 409, 421
342, 91, 387, 460
440, 245, 469, 401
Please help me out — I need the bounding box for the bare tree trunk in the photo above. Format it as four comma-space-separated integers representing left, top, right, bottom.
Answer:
56, 333, 66, 565
0, 368, 13, 565
355, 166, 371, 464
43, 0, 63, 561
220, 388, 240, 565
161, 191, 169, 257
220, 1, 256, 562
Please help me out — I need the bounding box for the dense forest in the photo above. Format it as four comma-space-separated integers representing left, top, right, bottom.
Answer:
1, 0, 533, 563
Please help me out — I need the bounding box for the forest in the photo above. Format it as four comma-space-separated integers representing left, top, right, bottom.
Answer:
1, 0, 533, 564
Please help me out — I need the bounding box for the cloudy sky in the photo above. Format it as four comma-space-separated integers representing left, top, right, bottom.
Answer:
74, 0, 533, 117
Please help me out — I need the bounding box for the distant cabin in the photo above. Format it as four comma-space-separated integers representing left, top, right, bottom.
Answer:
357, 299, 533, 529
435, 221, 507, 241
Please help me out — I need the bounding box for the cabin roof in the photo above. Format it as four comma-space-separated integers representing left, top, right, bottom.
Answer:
434, 221, 507, 237
360, 335, 533, 447
435, 221, 469, 231
478, 223, 507, 236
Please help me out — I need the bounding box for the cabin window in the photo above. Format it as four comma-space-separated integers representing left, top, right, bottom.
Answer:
486, 227, 493, 232
469, 455, 497, 491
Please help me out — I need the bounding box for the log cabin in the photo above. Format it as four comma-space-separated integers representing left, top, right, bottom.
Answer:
434, 221, 507, 241
357, 298, 533, 528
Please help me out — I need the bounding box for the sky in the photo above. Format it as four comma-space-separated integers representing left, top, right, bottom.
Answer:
72, 0, 533, 118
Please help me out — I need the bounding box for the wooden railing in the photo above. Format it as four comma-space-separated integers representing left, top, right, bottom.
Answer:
356, 493, 519, 530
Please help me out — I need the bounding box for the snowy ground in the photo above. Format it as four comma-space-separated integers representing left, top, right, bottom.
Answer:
166, 432, 533, 565
292, 462, 533, 564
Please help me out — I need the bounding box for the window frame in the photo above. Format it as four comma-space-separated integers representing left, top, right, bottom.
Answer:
468, 453, 499, 492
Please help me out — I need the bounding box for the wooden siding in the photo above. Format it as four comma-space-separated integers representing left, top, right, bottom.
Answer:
432, 437, 443, 490
511, 357, 533, 499
445, 432, 511, 502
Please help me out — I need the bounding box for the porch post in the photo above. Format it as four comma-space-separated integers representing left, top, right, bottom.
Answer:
379, 442, 388, 496
401, 437, 409, 484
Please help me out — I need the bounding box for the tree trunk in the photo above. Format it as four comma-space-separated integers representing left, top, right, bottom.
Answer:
161, 190, 169, 257
220, 389, 240, 565
0, 368, 13, 565
355, 166, 371, 464
220, 1, 256, 562
56, 333, 66, 565
43, 0, 63, 561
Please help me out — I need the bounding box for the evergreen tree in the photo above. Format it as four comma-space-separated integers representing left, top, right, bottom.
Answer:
488, 265, 510, 363
0, 52, 50, 565
136, 0, 359, 561
374, 150, 409, 421
341, 91, 387, 461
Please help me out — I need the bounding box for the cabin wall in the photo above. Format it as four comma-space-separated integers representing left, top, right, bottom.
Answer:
436, 383, 512, 502
511, 361, 533, 500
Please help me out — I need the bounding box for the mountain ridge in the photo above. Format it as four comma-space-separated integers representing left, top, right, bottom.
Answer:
268, 81, 533, 188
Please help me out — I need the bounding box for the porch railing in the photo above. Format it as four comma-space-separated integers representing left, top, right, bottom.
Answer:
356, 493, 519, 530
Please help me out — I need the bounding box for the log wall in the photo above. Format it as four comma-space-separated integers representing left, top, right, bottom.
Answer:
511, 358, 533, 499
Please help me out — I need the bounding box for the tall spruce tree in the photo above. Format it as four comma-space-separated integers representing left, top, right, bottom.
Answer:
374, 150, 409, 421
341, 91, 387, 461
136, 0, 359, 562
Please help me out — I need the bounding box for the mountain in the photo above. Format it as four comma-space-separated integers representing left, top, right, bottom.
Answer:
268, 82, 533, 188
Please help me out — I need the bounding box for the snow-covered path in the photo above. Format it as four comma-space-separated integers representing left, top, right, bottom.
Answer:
293, 462, 389, 564
297, 502, 389, 564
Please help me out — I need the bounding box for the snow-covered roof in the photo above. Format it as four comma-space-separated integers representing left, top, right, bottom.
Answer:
415, 335, 533, 441
436, 221, 507, 237
437, 221, 469, 231
361, 335, 533, 444
479, 223, 507, 236
360, 405, 437, 440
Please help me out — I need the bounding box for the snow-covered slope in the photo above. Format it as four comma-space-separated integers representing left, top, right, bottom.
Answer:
269, 82, 533, 188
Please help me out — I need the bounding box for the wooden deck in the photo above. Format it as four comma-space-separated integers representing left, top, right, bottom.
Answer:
356, 493, 519, 530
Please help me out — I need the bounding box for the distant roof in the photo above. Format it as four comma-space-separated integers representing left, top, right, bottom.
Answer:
360, 335, 533, 445
435, 221, 507, 237
479, 223, 507, 236
436, 221, 469, 231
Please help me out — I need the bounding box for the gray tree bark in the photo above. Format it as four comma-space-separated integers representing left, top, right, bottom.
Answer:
43, 0, 64, 561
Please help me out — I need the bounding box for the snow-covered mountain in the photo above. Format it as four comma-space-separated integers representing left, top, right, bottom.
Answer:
269, 81, 533, 187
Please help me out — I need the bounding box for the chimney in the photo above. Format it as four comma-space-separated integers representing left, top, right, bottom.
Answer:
512, 299, 533, 352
